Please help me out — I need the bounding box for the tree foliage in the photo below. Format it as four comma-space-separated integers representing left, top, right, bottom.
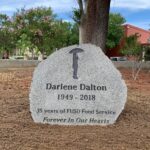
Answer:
0, 14, 15, 54
0, 7, 79, 57
106, 13, 125, 49
121, 34, 144, 81
16, 33, 35, 55
73, 11, 125, 50
12, 7, 56, 55
121, 34, 142, 57
143, 46, 150, 61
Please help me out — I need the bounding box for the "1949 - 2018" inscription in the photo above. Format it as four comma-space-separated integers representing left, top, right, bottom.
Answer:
57, 94, 96, 101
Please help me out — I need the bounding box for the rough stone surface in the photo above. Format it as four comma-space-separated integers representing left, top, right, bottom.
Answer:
30, 44, 127, 125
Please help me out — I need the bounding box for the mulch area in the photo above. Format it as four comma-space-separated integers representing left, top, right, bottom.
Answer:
0, 67, 150, 150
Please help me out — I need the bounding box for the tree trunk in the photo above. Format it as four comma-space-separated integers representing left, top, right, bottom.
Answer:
79, 0, 111, 53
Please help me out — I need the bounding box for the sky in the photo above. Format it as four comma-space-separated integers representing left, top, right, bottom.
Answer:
0, 0, 150, 30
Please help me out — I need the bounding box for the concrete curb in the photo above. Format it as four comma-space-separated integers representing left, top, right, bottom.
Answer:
113, 61, 150, 69
0, 60, 150, 69
0, 60, 40, 68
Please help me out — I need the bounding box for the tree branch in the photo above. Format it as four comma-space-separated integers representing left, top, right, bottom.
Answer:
84, 0, 88, 13
77, 0, 84, 15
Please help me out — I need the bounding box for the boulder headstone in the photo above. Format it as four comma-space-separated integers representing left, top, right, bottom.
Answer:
30, 44, 127, 125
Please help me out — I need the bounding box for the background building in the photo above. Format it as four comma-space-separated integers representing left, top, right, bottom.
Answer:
107, 24, 150, 58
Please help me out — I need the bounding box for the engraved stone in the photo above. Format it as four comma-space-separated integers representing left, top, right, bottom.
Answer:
29, 44, 127, 125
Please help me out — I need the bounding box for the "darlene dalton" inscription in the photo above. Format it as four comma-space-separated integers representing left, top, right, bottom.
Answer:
46, 83, 107, 91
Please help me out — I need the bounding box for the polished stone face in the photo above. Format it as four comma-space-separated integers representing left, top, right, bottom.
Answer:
30, 44, 127, 125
